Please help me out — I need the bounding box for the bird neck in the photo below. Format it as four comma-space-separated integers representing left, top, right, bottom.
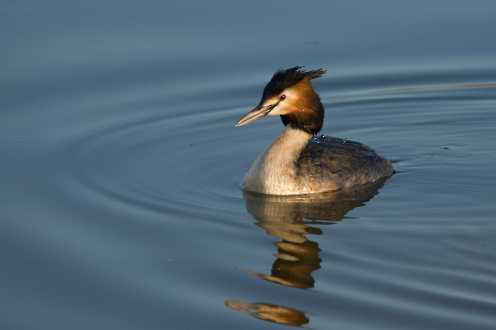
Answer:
243, 127, 313, 195
267, 127, 313, 163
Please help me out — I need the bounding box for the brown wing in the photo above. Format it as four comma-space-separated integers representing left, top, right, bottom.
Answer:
296, 135, 393, 190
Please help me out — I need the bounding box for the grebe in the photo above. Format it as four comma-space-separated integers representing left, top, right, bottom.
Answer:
235, 66, 393, 195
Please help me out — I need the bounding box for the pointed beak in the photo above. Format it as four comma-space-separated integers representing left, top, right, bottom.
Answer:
235, 104, 274, 127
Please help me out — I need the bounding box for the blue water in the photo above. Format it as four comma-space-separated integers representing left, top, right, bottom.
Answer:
2, 1, 496, 329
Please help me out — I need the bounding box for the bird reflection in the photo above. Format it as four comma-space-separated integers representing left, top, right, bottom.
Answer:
225, 300, 309, 327
226, 180, 385, 326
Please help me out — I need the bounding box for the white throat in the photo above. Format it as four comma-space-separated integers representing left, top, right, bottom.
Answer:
243, 127, 313, 195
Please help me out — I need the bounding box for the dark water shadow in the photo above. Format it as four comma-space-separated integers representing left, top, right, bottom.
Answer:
226, 180, 387, 326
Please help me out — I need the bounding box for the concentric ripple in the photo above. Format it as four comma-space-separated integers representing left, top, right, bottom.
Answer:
52, 67, 496, 225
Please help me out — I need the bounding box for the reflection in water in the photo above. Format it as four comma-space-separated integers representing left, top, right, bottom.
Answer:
256, 239, 321, 289
225, 300, 309, 327
226, 181, 386, 326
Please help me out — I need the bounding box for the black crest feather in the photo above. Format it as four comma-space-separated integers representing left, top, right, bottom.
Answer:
263, 66, 326, 98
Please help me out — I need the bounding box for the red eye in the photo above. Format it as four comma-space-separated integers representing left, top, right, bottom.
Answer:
280, 94, 286, 100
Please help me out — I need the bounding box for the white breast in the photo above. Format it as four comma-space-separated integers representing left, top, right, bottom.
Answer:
243, 127, 312, 195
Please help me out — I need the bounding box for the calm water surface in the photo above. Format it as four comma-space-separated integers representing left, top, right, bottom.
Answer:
2, 1, 496, 329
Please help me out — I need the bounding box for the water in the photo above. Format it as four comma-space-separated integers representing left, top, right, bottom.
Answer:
2, 1, 496, 329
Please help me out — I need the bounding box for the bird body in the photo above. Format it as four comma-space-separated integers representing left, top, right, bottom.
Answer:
236, 67, 393, 195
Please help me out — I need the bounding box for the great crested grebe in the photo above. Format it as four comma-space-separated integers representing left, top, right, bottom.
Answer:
235, 66, 393, 195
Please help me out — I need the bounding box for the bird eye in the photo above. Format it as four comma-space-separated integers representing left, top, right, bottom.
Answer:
280, 94, 286, 100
